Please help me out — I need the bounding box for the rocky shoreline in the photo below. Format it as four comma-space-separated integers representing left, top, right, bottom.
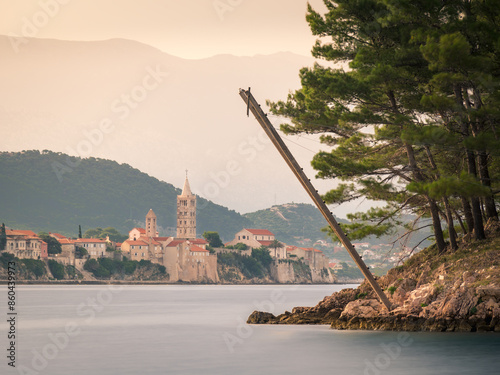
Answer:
248, 224, 500, 332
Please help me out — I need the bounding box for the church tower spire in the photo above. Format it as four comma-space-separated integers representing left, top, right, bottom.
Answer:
177, 173, 196, 239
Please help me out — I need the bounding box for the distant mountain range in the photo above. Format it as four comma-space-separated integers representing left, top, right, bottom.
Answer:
0, 35, 330, 214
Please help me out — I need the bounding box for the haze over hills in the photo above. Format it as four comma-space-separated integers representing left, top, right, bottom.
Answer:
0, 150, 333, 245
0, 150, 253, 240
0, 35, 345, 215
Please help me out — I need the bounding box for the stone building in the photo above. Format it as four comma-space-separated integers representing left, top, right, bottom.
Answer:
163, 239, 218, 283
286, 246, 329, 269
119, 175, 218, 282
225, 228, 276, 249
4, 229, 45, 259
177, 176, 196, 239
74, 238, 109, 259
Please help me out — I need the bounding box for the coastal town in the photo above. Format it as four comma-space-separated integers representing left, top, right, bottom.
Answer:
1, 176, 336, 283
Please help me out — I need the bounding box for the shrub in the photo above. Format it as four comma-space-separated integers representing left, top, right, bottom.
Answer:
0, 253, 16, 268
75, 247, 88, 259
234, 243, 248, 250
21, 259, 46, 277
123, 261, 137, 275
356, 292, 368, 300
387, 286, 397, 295
84, 258, 99, 272
48, 260, 65, 280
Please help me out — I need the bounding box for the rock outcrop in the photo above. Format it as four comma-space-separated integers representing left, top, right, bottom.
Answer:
247, 224, 500, 332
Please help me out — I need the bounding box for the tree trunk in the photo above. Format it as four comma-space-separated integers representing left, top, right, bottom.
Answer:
443, 197, 458, 250
461, 196, 474, 235
453, 208, 467, 234
428, 198, 447, 252
478, 152, 498, 221
404, 142, 446, 252
454, 84, 486, 240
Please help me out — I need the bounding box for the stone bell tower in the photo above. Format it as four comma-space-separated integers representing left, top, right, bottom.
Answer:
177, 173, 196, 239
145, 209, 157, 238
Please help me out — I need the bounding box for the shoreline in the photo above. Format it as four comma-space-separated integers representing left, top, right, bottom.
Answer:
0, 280, 354, 286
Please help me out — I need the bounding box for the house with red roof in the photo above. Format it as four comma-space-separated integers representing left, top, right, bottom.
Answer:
225, 229, 288, 258
226, 229, 275, 248
74, 238, 109, 259
128, 227, 147, 240
4, 229, 44, 259
49, 233, 67, 240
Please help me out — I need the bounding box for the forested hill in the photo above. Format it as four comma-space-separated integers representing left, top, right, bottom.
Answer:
244, 203, 343, 245
0, 151, 252, 240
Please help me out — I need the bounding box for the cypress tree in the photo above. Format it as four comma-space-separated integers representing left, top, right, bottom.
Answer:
0, 223, 6, 251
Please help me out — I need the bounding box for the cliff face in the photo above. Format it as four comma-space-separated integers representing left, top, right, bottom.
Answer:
248, 222, 500, 332
218, 261, 334, 284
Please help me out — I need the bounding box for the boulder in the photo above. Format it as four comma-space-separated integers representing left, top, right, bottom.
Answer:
247, 311, 276, 324
340, 299, 383, 319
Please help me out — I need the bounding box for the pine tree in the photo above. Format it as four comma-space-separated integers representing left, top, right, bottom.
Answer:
269, 0, 500, 252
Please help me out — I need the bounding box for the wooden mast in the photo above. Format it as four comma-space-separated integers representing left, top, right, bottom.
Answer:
239, 88, 392, 311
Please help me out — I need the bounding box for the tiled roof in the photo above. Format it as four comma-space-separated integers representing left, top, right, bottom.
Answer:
131, 228, 146, 234
50, 233, 66, 239
125, 240, 149, 246
165, 240, 185, 247
75, 238, 107, 243
189, 238, 208, 245
244, 229, 275, 236
189, 245, 209, 253
58, 238, 75, 244
153, 237, 171, 241
7, 229, 38, 237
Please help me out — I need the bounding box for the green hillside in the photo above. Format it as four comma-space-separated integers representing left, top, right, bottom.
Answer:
0, 150, 252, 240
244, 203, 433, 251
244, 203, 337, 245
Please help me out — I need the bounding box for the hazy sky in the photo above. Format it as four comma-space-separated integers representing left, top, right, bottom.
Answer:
2, 0, 327, 59
1, 0, 383, 217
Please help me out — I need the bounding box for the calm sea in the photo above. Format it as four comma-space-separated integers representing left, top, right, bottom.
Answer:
1, 285, 499, 375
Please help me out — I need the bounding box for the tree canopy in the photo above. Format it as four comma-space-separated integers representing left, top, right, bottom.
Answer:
269, 0, 500, 253
83, 227, 128, 242
202, 231, 224, 248
38, 233, 62, 255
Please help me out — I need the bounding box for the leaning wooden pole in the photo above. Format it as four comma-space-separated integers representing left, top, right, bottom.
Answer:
239, 88, 392, 311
